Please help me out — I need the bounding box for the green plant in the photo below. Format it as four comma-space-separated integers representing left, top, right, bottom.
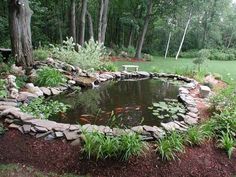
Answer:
20, 98, 70, 119
180, 50, 198, 58
0, 79, 7, 98
51, 37, 105, 69
35, 67, 66, 87
185, 126, 207, 146
218, 131, 235, 159
33, 48, 50, 61
16, 75, 29, 89
0, 123, 6, 135
157, 131, 184, 161
96, 62, 118, 72
143, 53, 153, 61
193, 49, 210, 72
149, 100, 186, 120
82, 131, 146, 161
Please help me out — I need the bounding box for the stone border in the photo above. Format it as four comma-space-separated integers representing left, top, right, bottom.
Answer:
0, 58, 212, 143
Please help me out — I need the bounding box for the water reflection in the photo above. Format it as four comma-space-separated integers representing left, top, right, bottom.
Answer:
50, 78, 182, 128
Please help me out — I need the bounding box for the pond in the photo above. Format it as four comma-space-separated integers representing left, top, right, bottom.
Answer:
50, 78, 185, 128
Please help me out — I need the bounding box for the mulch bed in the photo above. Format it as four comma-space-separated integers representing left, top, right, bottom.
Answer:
110, 56, 146, 62
0, 129, 235, 177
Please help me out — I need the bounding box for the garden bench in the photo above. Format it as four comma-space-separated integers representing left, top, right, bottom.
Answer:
122, 65, 139, 72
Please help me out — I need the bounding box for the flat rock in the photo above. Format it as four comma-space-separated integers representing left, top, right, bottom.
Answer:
55, 131, 64, 138
64, 130, 80, 141
0, 105, 16, 111
40, 87, 51, 96
17, 92, 38, 101
35, 126, 48, 133
161, 122, 182, 131
8, 123, 20, 129
51, 88, 61, 95
69, 125, 81, 131
184, 116, 198, 125
0, 101, 18, 107
200, 85, 211, 98
71, 138, 81, 146
99, 73, 114, 80
25, 119, 58, 130
137, 71, 150, 77
74, 76, 97, 87
131, 126, 144, 133
143, 125, 156, 132
23, 124, 31, 133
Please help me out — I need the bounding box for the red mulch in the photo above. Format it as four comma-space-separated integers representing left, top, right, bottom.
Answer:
0, 130, 235, 177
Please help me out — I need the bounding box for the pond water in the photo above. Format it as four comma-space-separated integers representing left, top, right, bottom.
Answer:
50, 78, 184, 128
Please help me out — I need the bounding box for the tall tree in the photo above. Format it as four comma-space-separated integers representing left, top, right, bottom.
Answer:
79, 0, 88, 46
135, 0, 153, 59
98, 0, 109, 44
70, 0, 76, 42
9, 0, 34, 67
86, 10, 94, 39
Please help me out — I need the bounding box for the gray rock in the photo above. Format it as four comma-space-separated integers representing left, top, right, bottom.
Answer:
55, 131, 64, 138
0, 105, 16, 111
131, 126, 144, 133
187, 112, 199, 119
23, 124, 31, 133
137, 71, 150, 77
44, 133, 56, 141
143, 125, 156, 132
187, 107, 198, 114
161, 122, 182, 131
69, 125, 81, 131
8, 123, 20, 129
71, 138, 81, 146
36, 131, 52, 138
0, 101, 18, 107
4, 118, 14, 124
17, 92, 38, 101
25, 119, 58, 130
40, 87, 51, 96
51, 88, 61, 95
200, 85, 211, 98
184, 116, 198, 125
99, 73, 114, 80
35, 126, 48, 133
183, 83, 196, 89
112, 128, 126, 136
64, 130, 80, 141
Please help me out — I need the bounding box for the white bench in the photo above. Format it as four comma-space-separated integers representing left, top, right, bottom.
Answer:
122, 65, 139, 72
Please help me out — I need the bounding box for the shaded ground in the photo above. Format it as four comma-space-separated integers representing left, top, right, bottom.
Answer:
0, 130, 235, 177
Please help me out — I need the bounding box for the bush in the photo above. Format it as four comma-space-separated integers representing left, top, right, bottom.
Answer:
51, 37, 105, 69
16, 75, 29, 89
185, 126, 209, 146
143, 53, 153, 61
33, 49, 50, 61
208, 49, 236, 61
82, 132, 147, 161
156, 131, 184, 161
0, 79, 7, 98
180, 50, 198, 58
218, 132, 235, 159
96, 62, 118, 72
35, 67, 66, 87
20, 98, 70, 119
119, 46, 136, 58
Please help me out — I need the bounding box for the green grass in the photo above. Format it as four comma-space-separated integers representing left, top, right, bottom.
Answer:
114, 56, 236, 82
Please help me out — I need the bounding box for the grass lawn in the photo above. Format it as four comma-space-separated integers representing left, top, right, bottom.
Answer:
114, 56, 236, 82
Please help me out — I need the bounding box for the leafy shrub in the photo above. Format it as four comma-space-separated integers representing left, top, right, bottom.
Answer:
0, 123, 6, 135
193, 49, 210, 72
143, 53, 153, 61
180, 50, 198, 58
0, 79, 7, 98
0, 63, 11, 74
218, 132, 235, 159
157, 131, 184, 161
96, 62, 118, 72
119, 46, 136, 58
208, 49, 236, 61
35, 67, 65, 87
33, 48, 50, 61
82, 132, 147, 161
185, 126, 209, 146
20, 98, 70, 119
51, 37, 105, 69
16, 75, 29, 89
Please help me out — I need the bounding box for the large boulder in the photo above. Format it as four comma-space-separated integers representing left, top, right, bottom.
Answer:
200, 85, 211, 98
74, 76, 97, 87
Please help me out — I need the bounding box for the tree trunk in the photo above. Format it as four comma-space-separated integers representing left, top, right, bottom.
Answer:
86, 10, 94, 39
175, 9, 192, 60
227, 33, 233, 48
79, 0, 88, 46
135, 0, 153, 59
101, 0, 109, 44
98, 0, 104, 43
128, 27, 134, 47
70, 0, 76, 42
9, 0, 34, 67
165, 32, 172, 59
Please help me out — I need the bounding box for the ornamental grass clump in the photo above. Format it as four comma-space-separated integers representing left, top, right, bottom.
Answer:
35, 67, 65, 87
156, 131, 184, 161
82, 132, 147, 161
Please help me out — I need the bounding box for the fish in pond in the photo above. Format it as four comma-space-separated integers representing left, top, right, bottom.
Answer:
79, 117, 91, 124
